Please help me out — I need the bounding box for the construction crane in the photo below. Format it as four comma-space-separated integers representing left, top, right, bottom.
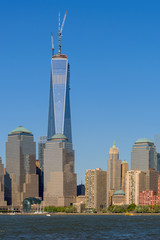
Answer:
51, 32, 54, 56
58, 10, 67, 55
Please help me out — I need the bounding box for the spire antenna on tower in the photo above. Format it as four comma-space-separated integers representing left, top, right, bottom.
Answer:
51, 32, 54, 56
58, 10, 67, 55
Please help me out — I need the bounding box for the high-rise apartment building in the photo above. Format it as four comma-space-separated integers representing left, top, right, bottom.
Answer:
121, 160, 128, 192
85, 168, 107, 209
131, 138, 157, 171
125, 170, 146, 205
43, 134, 77, 206
5, 126, 39, 206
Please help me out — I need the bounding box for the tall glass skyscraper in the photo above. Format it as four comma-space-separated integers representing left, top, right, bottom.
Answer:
47, 54, 72, 142
45, 13, 77, 207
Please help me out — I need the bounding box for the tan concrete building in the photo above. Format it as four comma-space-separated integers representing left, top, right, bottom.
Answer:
74, 195, 86, 213
108, 141, 121, 190
85, 168, 107, 210
121, 160, 128, 192
125, 170, 146, 205
0, 157, 7, 206
145, 168, 159, 193
108, 141, 121, 205
5, 126, 39, 207
43, 134, 77, 207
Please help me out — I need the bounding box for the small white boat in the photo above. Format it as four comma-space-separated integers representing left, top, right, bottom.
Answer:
46, 214, 51, 216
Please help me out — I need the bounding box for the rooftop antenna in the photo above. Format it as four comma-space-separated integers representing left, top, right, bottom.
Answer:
58, 10, 67, 54
51, 32, 54, 56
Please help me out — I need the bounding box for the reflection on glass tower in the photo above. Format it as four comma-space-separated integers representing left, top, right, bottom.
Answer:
47, 11, 72, 142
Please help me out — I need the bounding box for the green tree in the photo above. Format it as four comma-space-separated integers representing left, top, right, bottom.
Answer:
127, 203, 136, 212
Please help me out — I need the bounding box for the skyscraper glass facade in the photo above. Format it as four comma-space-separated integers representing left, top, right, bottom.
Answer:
47, 55, 72, 142
131, 138, 157, 171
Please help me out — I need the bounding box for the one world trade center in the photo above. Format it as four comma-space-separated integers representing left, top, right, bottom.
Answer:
47, 11, 72, 143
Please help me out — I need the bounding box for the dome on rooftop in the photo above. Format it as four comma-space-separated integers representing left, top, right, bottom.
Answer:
51, 133, 68, 141
122, 160, 128, 164
113, 190, 125, 195
135, 138, 153, 144
10, 126, 32, 134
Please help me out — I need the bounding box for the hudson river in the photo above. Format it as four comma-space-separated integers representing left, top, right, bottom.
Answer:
0, 215, 160, 239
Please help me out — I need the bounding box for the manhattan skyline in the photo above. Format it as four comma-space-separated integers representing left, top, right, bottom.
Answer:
1, 0, 160, 183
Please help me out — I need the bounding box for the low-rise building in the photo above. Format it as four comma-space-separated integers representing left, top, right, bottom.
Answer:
140, 174, 160, 205
139, 190, 158, 205
112, 190, 125, 205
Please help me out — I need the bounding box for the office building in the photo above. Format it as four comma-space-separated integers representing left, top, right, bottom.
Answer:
145, 168, 159, 193
0, 157, 7, 206
107, 141, 121, 205
47, 30, 72, 142
121, 160, 128, 192
43, 134, 77, 207
85, 168, 107, 209
108, 141, 121, 191
38, 136, 47, 170
154, 135, 160, 173
157, 154, 160, 174
154, 135, 160, 153
131, 138, 157, 171
36, 160, 43, 199
44, 14, 77, 207
77, 184, 85, 196
125, 170, 146, 205
5, 126, 39, 206
38, 136, 47, 200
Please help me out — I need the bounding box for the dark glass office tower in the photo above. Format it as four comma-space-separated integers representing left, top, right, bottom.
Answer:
47, 54, 72, 143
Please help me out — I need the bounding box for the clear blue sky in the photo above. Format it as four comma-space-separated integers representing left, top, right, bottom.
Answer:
1, 0, 160, 183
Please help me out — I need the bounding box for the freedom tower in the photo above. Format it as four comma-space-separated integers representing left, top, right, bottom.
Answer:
44, 12, 77, 206
47, 11, 72, 142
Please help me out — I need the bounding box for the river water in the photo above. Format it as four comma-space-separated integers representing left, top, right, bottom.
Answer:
0, 215, 159, 239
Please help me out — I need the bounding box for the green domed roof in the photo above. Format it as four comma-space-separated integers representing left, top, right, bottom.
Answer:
135, 138, 153, 144
122, 160, 128, 164
51, 133, 68, 141
113, 190, 125, 195
10, 126, 32, 134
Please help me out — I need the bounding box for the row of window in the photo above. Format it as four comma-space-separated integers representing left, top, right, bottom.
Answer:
53, 75, 66, 84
